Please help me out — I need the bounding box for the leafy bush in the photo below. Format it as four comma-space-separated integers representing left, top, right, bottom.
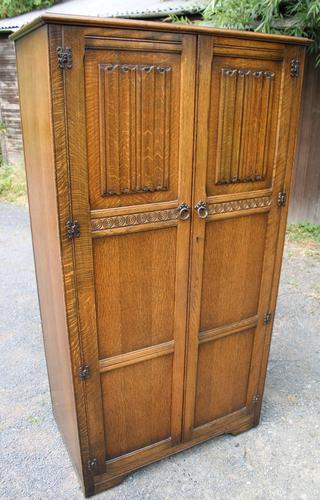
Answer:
202, 0, 320, 65
286, 223, 320, 242
0, 0, 56, 19
0, 163, 27, 204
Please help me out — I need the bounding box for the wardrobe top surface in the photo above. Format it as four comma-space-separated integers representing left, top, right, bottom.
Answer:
11, 12, 311, 46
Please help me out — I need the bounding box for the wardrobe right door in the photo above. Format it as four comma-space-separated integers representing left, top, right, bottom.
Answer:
183, 35, 306, 441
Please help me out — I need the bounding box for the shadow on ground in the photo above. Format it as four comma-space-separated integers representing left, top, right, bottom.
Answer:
0, 202, 319, 499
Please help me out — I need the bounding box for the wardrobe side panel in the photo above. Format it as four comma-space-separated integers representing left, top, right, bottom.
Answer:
15, 26, 82, 480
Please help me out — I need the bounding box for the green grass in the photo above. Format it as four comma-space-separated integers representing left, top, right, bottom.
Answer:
0, 163, 27, 204
27, 415, 41, 425
286, 223, 320, 243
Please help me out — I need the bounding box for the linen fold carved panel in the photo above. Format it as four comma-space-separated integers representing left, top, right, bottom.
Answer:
99, 63, 172, 196
215, 67, 275, 185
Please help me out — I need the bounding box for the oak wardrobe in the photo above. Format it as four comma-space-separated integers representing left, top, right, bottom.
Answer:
13, 14, 309, 496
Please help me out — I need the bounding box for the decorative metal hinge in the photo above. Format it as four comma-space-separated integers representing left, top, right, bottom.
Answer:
66, 219, 80, 239
79, 364, 90, 380
88, 458, 98, 472
57, 47, 72, 70
290, 59, 299, 78
277, 191, 287, 207
264, 312, 272, 325
253, 394, 261, 404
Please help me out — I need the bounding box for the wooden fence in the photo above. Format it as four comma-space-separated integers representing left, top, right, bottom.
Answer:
0, 35, 22, 164
289, 53, 320, 224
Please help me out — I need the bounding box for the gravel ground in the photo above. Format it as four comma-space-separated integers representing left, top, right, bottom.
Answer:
0, 202, 319, 500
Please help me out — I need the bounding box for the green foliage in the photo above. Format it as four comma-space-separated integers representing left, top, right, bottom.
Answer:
286, 223, 320, 243
0, 121, 7, 135
165, 14, 193, 24
0, 0, 56, 19
0, 163, 27, 204
27, 415, 41, 425
202, 0, 320, 65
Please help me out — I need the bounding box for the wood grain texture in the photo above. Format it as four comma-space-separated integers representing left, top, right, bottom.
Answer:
200, 213, 268, 331
206, 195, 272, 221
91, 207, 179, 235
93, 229, 177, 358
183, 35, 307, 445
85, 37, 181, 210
95, 407, 254, 491
252, 44, 307, 426
289, 52, 320, 223
46, 24, 104, 495
0, 37, 22, 164
215, 68, 274, 185
15, 25, 83, 484
98, 62, 171, 196
14, 17, 308, 496
85, 26, 196, 476
11, 14, 311, 46
194, 328, 255, 427
199, 315, 258, 344
99, 340, 175, 373
206, 48, 282, 197
61, 25, 107, 482
101, 355, 173, 459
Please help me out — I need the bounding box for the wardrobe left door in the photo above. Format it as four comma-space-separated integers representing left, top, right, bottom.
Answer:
57, 24, 196, 478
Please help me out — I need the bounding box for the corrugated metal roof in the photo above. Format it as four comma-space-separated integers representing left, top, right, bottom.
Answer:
0, 0, 205, 31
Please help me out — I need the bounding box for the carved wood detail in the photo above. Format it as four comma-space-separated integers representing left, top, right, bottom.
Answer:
99, 63, 172, 196
208, 196, 272, 215
290, 59, 299, 78
91, 207, 178, 232
216, 68, 275, 185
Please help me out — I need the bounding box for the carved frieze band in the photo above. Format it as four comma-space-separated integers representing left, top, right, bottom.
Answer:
91, 208, 178, 232
208, 196, 272, 215
103, 63, 171, 74
222, 68, 274, 79
91, 196, 272, 232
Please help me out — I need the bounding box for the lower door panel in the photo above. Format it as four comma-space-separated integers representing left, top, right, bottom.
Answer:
194, 327, 255, 428
200, 215, 268, 330
101, 354, 173, 459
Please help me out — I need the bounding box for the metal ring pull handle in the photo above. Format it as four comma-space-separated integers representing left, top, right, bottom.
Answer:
195, 201, 209, 219
177, 202, 191, 220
